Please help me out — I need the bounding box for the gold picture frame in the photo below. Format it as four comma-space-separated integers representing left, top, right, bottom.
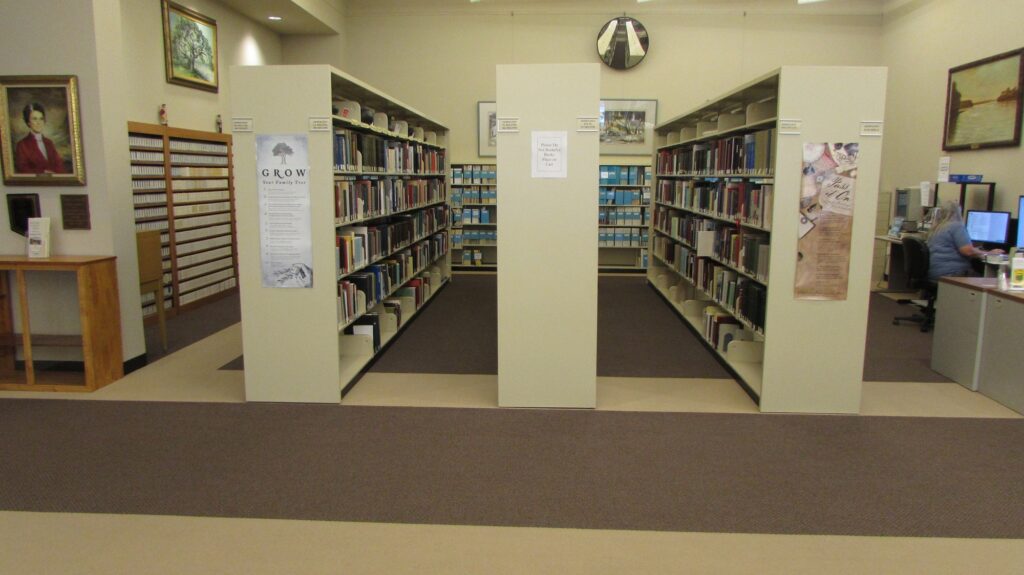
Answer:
0, 75, 86, 186
162, 0, 219, 93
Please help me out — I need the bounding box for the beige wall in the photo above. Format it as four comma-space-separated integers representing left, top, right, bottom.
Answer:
326, 8, 884, 164
120, 0, 284, 131
881, 0, 1024, 215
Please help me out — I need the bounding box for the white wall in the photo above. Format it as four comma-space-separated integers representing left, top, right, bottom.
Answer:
120, 0, 284, 131
315, 6, 884, 164
882, 0, 1024, 214
0, 0, 144, 361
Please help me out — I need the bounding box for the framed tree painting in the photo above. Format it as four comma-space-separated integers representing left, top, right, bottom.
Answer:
0, 75, 86, 186
477, 101, 497, 157
943, 48, 1023, 151
599, 99, 657, 155
162, 0, 219, 93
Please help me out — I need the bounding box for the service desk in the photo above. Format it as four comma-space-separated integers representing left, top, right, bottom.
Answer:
0, 255, 123, 392
931, 276, 1024, 414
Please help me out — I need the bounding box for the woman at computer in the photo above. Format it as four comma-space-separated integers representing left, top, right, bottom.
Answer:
926, 200, 1003, 280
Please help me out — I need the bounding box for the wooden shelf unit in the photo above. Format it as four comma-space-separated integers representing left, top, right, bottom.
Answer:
231, 65, 451, 403
0, 256, 123, 392
648, 66, 887, 413
127, 122, 239, 322
451, 164, 497, 270
599, 164, 651, 271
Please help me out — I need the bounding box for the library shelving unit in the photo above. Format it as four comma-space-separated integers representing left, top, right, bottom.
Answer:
648, 66, 886, 414
231, 65, 451, 403
451, 163, 497, 270
127, 122, 238, 321
599, 164, 651, 271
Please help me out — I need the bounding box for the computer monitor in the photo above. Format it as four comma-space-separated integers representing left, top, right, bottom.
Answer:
1017, 195, 1024, 248
893, 187, 922, 223
965, 210, 1010, 245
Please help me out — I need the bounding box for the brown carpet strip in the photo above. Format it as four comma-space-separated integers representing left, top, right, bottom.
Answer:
367, 274, 730, 378
1, 399, 1022, 538
863, 293, 951, 383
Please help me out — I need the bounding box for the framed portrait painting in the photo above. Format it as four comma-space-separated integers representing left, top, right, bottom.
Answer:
477, 101, 497, 157
943, 48, 1023, 151
162, 0, 219, 93
0, 75, 86, 186
600, 99, 657, 155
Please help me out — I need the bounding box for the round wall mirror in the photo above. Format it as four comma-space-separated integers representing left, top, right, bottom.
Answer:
596, 17, 650, 70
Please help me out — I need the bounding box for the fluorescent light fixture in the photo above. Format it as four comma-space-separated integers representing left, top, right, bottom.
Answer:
267, 15, 282, 21
797, 0, 829, 4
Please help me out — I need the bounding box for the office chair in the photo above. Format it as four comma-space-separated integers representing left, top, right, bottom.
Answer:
892, 235, 937, 332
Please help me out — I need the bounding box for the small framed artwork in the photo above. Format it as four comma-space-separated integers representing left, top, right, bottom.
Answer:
162, 0, 219, 93
0, 75, 86, 186
600, 99, 657, 155
943, 47, 1023, 151
7, 193, 41, 236
477, 101, 497, 157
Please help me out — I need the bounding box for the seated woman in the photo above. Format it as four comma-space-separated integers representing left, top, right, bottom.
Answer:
926, 200, 1003, 281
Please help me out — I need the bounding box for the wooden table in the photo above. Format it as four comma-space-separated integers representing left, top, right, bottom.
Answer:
0, 255, 123, 392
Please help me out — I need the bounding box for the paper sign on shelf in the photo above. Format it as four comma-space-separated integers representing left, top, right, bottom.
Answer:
860, 121, 883, 136
497, 118, 520, 133
256, 134, 314, 289
531, 131, 567, 179
779, 119, 802, 135
938, 156, 951, 183
308, 117, 332, 132
577, 117, 599, 132
232, 117, 254, 132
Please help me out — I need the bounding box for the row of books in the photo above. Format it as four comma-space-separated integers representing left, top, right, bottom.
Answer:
599, 206, 648, 226
171, 166, 228, 178
177, 245, 233, 269
656, 128, 776, 176
338, 235, 448, 326
657, 180, 774, 229
460, 250, 487, 266
174, 212, 231, 232
134, 206, 167, 219
179, 256, 233, 281
701, 305, 754, 354
131, 165, 164, 176
334, 177, 444, 223
169, 140, 228, 154
129, 135, 163, 149
452, 229, 496, 247
693, 261, 768, 333
452, 207, 494, 226
599, 227, 648, 247
654, 207, 719, 248
340, 268, 443, 353
130, 150, 163, 162
336, 207, 448, 274
176, 232, 232, 255
652, 235, 696, 278
600, 165, 652, 186
133, 194, 164, 206
179, 277, 237, 306
711, 228, 770, 283
170, 153, 229, 166
600, 188, 649, 206
452, 165, 496, 184
451, 188, 497, 206
179, 267, 235, 294
174, 201, 231, 217
172, 190, 231, 203
132, 179, 165, 190
334, 129, 446, 174
172, 178, 229, 191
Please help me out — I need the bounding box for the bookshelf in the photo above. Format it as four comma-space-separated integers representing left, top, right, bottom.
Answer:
231, 65, 450, 403
127, 122, 238, 322
451, 163, 497, 270
599, 164, 651, 271
648, 66, 887, 413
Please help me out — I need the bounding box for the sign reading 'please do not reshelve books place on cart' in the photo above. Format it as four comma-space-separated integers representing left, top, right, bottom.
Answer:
256, 134, 313, 288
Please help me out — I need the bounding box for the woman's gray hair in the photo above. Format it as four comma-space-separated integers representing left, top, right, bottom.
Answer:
928, 199, 963, 238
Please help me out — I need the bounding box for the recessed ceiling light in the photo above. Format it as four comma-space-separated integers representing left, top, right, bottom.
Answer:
267, 15, 282, 21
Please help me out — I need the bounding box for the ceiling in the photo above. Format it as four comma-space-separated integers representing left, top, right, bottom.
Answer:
216, 0, 339, 35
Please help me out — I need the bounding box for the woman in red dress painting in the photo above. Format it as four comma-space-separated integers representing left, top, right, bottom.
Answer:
14, 102, 65, 174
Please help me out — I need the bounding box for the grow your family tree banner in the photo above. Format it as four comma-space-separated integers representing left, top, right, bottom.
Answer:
256, 134, 313, 289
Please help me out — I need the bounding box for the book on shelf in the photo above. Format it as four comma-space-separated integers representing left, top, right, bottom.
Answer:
344, 313, 381, 352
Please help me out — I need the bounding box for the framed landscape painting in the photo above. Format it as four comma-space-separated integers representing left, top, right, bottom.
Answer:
943, 48, 1023, 151
599, 99, 657, 155
162, 0, 219, 93
0, 75, 86, 186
